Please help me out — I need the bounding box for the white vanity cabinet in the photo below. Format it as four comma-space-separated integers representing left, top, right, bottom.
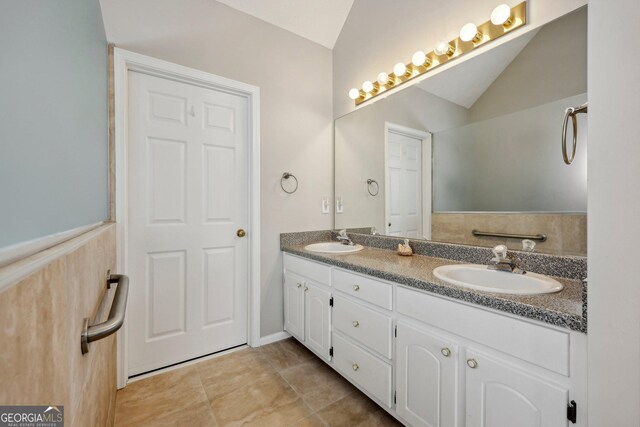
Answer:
283, 255, 332, 361
282, 253, 587, 427
395, 322, 458, 427
464, 349, 570, 427
283, 271, 305, 341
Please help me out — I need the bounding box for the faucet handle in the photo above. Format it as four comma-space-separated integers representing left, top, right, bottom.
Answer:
491, 245, 508, 261
338, 229, 347, 237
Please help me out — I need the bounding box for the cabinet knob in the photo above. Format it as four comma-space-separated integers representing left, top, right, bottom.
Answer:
441, 347, 451, 357
304, 286, 309, 291
296, 283, 302, 288
352, 363, 359, 371
236, 229, 246, 237
353, 284, 360, 291
352, 321, 360, 328
467, 359, 478, 369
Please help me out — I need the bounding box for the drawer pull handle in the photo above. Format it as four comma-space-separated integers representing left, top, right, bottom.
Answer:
441, 348, 451, 357
467, 359, 478, 369
352, 321, 360, 328
352, 363, 360, 371
353, 284, 360, 291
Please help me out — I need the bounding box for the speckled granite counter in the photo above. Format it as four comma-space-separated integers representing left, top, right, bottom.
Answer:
281, 232, 587, 333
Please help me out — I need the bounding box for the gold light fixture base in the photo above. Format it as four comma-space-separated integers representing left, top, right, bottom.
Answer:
354, 1, 527, 106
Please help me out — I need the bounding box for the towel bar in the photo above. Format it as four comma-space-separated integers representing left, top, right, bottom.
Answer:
81, 273, 129, 354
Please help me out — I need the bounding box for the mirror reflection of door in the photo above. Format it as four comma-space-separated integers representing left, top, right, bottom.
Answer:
384, 123, 432, 239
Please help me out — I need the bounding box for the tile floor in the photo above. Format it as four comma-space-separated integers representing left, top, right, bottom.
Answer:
114, 338, 403, 426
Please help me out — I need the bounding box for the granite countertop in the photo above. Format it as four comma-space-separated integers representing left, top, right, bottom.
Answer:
282, 242, 586, 333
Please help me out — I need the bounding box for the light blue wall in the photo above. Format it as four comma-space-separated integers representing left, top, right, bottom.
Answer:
0, 0, 109, 248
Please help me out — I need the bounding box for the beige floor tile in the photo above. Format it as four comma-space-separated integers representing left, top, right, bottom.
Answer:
114, 339, 401, 427
280, 358, 356, 411
115, 366, 211, 426
197, 348, 276, 401
316, 390, 402, 427
209, 372, 311, 426
260, 338, 316, 372
293, 414, 327, 427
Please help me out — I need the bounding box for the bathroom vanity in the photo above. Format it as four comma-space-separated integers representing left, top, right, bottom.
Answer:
281, 232, 587, 427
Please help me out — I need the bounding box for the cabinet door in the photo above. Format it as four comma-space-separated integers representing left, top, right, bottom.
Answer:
396, 322, 458, 427
304, 282, 332, 360
284, 272, 305, 341
465, 349, 569, 427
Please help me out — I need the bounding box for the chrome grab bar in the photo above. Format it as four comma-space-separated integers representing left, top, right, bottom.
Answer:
81, 273, 129, 354
472, 229, 547, 242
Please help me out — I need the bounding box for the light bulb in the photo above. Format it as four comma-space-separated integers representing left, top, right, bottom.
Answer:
393, 62, 407, 77
460, 23, 482, 43
412, 51, 427, 67
348, 88, 360, 100
434, 41, 455, 57
491, 4, 512, 26
362, 80, 374, 93
377, 72, 389, 85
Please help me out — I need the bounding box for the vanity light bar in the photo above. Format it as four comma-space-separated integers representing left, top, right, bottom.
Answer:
349, 1, 527, 106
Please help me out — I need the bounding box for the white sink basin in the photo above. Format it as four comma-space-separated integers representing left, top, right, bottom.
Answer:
433, 264, 563, 295
304, 242, 364, 254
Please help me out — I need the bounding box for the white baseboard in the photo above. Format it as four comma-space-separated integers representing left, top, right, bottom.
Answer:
259, 331, 291, 346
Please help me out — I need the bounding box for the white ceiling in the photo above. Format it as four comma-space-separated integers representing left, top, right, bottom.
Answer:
417, 30, 539, 108
214, 0, 355, 49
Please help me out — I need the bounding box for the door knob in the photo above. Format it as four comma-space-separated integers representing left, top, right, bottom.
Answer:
352, 321, 360, 328
237, 229, 246, 237
353, 284, 360, 291
352, 363, 360, 371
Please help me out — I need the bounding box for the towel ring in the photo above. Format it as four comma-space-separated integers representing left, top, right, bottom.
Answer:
281, 172, 298, 194
562, 102, 588, 165
367, 179, 379, 196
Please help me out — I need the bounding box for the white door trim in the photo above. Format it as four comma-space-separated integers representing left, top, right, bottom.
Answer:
113, 48, 261, 389
383, 122, 432, 240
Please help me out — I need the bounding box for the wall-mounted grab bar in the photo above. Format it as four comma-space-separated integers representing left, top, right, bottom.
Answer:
562, 102, 588, 165
81, 273, 129, 354
472, 229, 547, 242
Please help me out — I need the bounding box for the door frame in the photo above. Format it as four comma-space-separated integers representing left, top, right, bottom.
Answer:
113, 48, 261, 388
383, 122, 432, 240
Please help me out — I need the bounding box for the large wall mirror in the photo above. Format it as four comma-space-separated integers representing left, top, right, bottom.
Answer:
334, 7, 587, 256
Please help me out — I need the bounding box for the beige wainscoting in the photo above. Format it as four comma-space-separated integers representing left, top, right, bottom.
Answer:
432, 213, 587, 256
0, 224, 117, 426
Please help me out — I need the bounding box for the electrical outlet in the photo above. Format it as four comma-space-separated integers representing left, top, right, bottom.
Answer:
321, 197, 330, 214
335, 196, 344, 214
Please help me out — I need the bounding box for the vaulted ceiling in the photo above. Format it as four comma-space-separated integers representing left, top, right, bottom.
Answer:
214, 0, 355, 49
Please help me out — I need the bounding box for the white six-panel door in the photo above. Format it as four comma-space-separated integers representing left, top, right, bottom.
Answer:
127, 70, 249, 375
386, 129, 427, 238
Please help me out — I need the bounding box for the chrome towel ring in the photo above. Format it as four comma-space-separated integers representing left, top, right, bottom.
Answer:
281, 172, 298, 194
367, 179, 379, 196
562, 102, 588, 165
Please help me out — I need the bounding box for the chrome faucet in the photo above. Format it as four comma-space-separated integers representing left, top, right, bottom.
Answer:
488, 245, 525, 274
336, 229, 355, 246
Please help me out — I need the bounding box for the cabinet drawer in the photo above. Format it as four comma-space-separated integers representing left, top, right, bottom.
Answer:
332, 333, 393, 407
333, 295, 393, 359
332, 269, 392, 310
284, 253, 331, 286
397, 287, 570, 376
